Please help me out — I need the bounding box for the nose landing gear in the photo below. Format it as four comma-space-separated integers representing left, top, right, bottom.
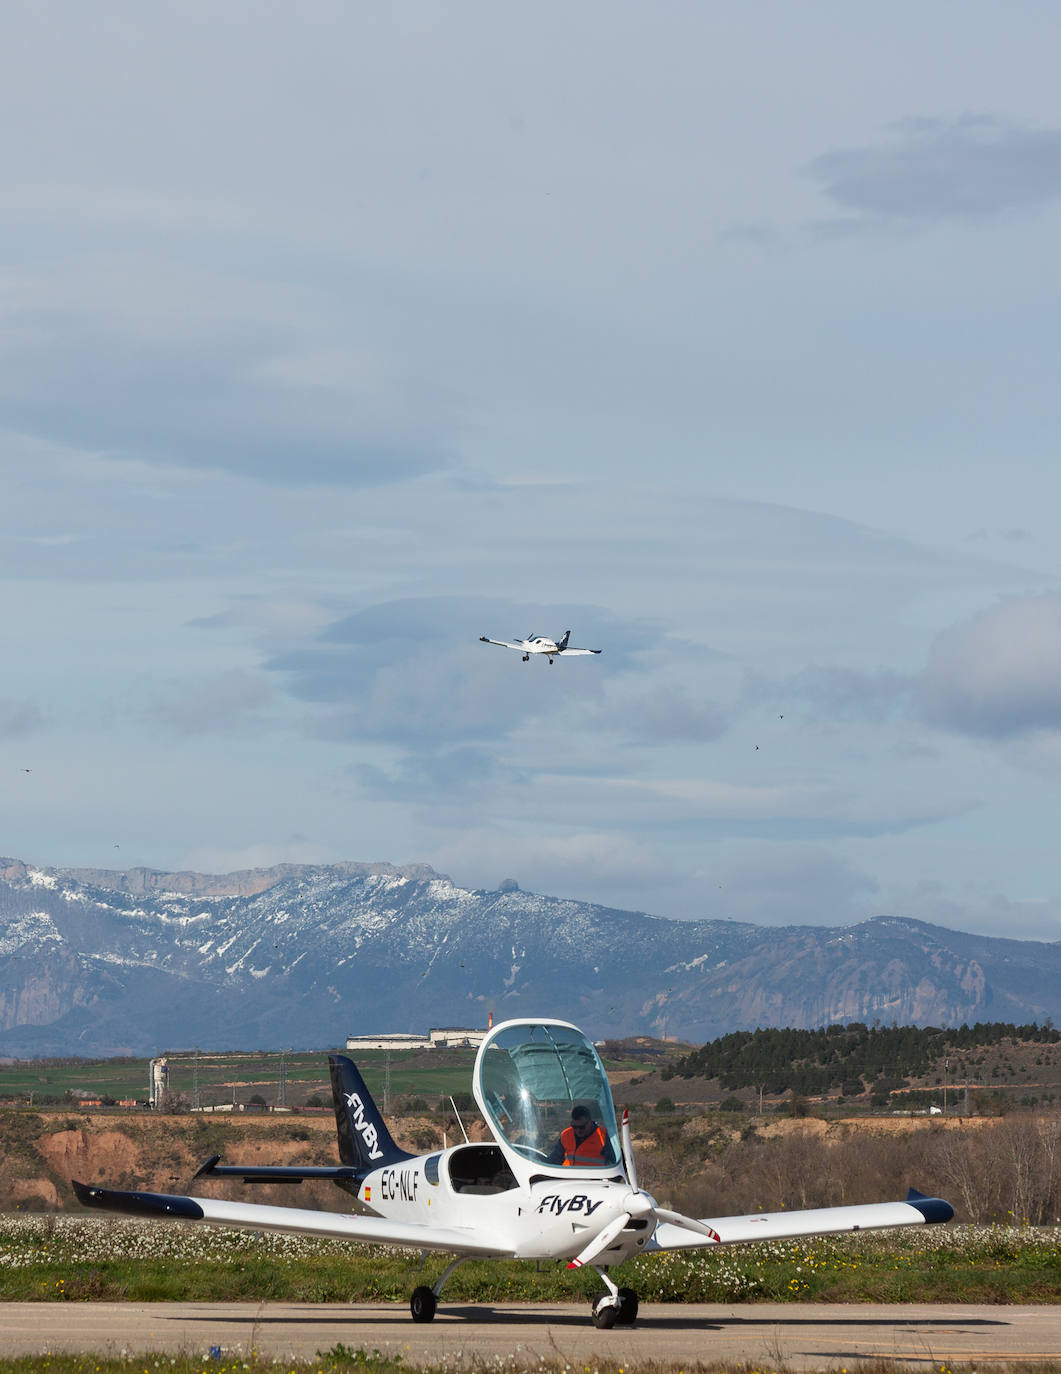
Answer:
590, 1269, 639, 1327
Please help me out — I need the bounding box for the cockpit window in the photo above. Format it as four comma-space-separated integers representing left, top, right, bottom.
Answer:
477, 1022, 620, 1168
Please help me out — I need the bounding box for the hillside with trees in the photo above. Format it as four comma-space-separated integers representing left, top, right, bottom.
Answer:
665, 1020, 1060, 1107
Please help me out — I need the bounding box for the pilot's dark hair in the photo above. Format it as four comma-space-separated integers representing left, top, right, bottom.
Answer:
571, 1104, 592, 1121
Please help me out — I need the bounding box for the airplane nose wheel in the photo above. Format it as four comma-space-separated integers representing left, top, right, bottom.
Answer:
589, 1267, 639, 1328
591, 1295, 618, 1329
410, 1286, 437, 1322
617, 1287, 639, 1324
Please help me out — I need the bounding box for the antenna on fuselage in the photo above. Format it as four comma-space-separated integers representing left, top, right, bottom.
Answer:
449, 1095, 471, 1144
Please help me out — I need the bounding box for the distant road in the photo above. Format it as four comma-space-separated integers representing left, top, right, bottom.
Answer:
2, 1301, 1059, 1368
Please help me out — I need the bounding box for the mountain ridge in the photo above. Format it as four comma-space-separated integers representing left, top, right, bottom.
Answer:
1, 858, 1058, 1057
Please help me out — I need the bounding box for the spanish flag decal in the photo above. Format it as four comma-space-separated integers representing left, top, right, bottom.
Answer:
363, 1186, 371, 1202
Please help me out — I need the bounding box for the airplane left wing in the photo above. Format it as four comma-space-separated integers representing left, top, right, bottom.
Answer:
72, 1180, 517, 1257
648, 1189, 953, 1251
479, 637, 523, 650
557, 647, 601, 656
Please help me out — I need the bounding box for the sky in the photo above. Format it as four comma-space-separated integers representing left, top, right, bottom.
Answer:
3, 3, 1061, 941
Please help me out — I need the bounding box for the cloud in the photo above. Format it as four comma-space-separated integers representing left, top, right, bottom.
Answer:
143, 670, 274, 736
917, 594, 1061, 738
886, 879, 1061, 943
0, 263, 454, 487
705, 843, 880, 927
353, 745, 514, 806
0, 699, 46, 737
432, 826, 674, 913
177, 837, 334, 876
805, 116, 1061, 224
751, 665, 911, 722
265, 597, 626, 748
592, 774, 967, 841
591, 685, 731, 744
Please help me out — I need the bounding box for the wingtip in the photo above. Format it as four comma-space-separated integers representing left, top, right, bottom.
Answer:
72, 1179, 205, 1220
905, 1188, 954, 1224
479, 636, 488, 641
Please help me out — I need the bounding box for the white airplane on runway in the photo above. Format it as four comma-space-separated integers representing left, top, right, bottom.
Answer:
479, 630, 601, 663
74, 1018, 953, 1329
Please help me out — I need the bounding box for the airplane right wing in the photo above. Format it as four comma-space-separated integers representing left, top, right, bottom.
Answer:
479, 636, 523, 650
648, 1189, 953, 1251
72, 1179, 517, 1257
557, 647, 601, 655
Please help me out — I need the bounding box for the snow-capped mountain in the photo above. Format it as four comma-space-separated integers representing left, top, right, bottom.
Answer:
1, 857, 1058, 1056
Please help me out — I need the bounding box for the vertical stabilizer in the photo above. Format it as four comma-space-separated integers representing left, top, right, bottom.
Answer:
557, 630, 571, 650
329, 1055, 414, 1168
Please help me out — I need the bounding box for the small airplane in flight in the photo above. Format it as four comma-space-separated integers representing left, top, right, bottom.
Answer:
479, 630, 602, 663
74, 1018, 953, 1329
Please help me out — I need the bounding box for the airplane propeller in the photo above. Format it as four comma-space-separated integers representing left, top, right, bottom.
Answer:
566, 1108, 720, 1271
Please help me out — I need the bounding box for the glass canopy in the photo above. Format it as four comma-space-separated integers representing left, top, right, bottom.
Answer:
476, 1021, 621, 1168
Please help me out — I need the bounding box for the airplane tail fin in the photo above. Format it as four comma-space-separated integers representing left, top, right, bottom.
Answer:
328, 1055, 414, 1169
557, 630, 571, 651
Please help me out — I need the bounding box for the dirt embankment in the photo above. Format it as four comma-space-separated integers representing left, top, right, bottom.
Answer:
0, 1109, 450, 1213
2, 1105, 1012, 1216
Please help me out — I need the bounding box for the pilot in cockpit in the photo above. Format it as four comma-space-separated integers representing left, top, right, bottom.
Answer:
547, 1103, 616, 1167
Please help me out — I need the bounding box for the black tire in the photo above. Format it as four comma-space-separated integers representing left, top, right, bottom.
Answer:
591, 1297, 618, 1329
616, 1287, 639, 1324
410, 1286, 437, 1323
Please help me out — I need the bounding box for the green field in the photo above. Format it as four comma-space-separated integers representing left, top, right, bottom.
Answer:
0, 1049, 482, 1110
0, 1046, 658, 1111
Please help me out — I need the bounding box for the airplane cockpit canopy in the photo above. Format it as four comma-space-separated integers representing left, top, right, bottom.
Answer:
475, 1020, 622, 1170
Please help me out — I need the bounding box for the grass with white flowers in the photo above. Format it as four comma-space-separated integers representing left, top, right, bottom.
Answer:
0, 1216, 1058, 1304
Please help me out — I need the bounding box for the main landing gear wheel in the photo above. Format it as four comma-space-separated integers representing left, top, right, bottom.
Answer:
410, 1286, 437, 1322
591, 1296, 619, 1329
616, 1287, 639, 1324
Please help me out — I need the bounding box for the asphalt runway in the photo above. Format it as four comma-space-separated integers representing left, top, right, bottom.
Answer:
2, 1302, 1059, 1368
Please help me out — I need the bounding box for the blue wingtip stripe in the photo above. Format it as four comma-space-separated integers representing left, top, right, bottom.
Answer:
905, 1188, 954, 1224
73, 1178, 204, 1220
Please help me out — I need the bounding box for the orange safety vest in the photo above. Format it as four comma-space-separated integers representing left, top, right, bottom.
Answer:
560, 1123, 608, 1166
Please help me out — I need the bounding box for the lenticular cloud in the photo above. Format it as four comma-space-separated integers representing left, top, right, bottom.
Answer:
918, 594, 1061, 738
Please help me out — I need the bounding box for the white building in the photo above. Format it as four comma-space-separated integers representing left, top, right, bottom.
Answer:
429, 1026, 489, 1048
344, 1026, 490, 1052
345, 1032, 433, 1052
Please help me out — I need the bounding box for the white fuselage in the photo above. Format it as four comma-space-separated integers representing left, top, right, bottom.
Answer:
522, 638, 560, 654
357, 1148, 649, 1264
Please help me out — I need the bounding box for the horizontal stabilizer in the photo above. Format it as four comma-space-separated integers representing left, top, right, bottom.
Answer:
192, 1153, 362, 1185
